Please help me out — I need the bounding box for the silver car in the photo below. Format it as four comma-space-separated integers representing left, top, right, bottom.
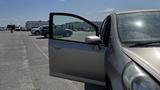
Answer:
49, 10, 160, 90
31, 27, 41, 35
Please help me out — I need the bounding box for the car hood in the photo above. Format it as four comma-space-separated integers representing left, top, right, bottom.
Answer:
122, 47, 160, 81
31, 28, 39, 31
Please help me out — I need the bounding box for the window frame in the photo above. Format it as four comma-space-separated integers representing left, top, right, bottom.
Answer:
49, 13, 99, 44
100, 16, 111, 46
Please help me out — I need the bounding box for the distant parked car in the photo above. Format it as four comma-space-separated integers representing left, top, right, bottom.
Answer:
30, 27, 41, 35
15, 27, 21, 31
40, 25, 73, 38
20, 27, 27, 31
39, 25, 49, 38
0, 27, 5, 31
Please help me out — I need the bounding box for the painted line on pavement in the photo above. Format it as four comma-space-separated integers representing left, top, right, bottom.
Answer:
21, 39, 39, 90
31, 38, 48, 59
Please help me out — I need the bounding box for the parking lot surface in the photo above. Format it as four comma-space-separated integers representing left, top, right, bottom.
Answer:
0, 31, 106, 90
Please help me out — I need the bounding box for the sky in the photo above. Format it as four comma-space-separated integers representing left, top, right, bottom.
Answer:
1, 0, 160, 26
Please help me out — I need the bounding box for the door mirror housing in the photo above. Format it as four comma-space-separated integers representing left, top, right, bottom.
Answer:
85, 36, 101, 44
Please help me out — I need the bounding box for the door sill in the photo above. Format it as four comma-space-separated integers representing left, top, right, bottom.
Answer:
50, 72, 106, 86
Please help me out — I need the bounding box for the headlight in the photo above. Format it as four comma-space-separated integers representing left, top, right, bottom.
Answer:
123, 63, 160, 90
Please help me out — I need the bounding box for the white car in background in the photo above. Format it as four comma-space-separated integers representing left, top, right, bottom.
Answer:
31, 27, 41, 35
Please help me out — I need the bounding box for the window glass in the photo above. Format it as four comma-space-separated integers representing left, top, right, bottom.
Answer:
43, 26, 49, 29
53, 15, 96, 42
117, 12, 160, 43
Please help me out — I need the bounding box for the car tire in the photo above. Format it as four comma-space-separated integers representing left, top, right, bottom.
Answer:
35, 31, 40, 35
46, 33, 49, 38
65, 32, 71, 37
44, 33, 49, 38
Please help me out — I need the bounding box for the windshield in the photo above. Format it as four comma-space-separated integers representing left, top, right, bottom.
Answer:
117, 11, 160, 44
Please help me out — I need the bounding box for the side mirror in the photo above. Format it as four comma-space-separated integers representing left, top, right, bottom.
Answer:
85, 36, 101, 45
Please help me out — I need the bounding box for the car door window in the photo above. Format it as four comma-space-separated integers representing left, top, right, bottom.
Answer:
52, 14, 97, 43
43, 26, 49, 29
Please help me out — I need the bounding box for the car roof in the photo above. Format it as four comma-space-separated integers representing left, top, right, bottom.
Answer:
114, 9, 160, 15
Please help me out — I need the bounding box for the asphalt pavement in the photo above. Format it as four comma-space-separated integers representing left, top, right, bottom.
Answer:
0, 31, 106, 90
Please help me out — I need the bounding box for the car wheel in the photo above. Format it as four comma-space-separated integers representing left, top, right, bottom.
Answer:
35, 31, 40, 35
46, 33, 49, 38
44, 33, 49, 38
65, 32, 71, 37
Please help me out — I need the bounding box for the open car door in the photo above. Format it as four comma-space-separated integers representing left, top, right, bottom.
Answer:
49, 13, 106, 86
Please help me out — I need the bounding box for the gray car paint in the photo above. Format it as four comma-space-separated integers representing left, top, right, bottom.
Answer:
122, 47, 160, 82
103, 14, 131, 90
49, 39, 106, 85
49, 10, 160, 90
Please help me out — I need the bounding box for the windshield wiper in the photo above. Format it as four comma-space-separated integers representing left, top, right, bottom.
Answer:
129, 41, 160, 47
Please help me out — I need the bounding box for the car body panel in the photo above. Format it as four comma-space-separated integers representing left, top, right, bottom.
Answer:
40, 25, 49, 35
122, 47, 160, 82
103, 14, 131, 90
31, 28, 41, 35
49, 39, 106, 85
41, 29, 48, 35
